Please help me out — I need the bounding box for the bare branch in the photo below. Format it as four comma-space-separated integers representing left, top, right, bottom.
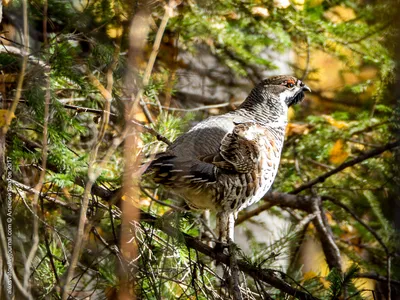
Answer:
323, 196, 388, 254
19, 0, 43, 292
311, 197, 342, 272
0, 215, 31, 299
355, 273, 400, 286
0, 44, 46, 67
10, 179, 79, 211
235, 202, 275, 225
130, 119, 172, 146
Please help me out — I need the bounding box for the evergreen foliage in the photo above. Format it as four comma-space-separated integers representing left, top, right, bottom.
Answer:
0, 0, 399, 299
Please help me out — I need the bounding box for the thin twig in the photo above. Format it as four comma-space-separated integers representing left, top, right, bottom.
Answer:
138, 210, 316, 300
355, 272, 400, 286
301, 34, 310, 81
0, 215, 32, 299
10, 179, 79, 211
323, 196, 388, 254
141, 187, 187, 212
62, 103, 118, 118
2, 0, 29, 135
130, 119, 172, 145
0, 44, 46, 67
345, 138, 381, 148
235, 202, 275, 225
127, 0, 177, 119
139, 97, 155, 124
22, 0, 45, 292
387, 256, 391, 300
350, 120, 390, 136
61, 43, 120, 299
290, 140, 400, 194
146, 101, 243, 112
40, 182, 61, 289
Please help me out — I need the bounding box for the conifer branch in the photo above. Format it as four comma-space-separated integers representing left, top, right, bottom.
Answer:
138, 210, 317, 300
290, 139, 400, 194
61, 40, 122, 300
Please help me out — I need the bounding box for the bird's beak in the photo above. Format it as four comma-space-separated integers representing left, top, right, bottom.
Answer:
302, 85, 311, 93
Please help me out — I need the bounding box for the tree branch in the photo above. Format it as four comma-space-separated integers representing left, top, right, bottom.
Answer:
311, 196, 342, 272
290, 140, 400, 194
85, 184, 315, 299
139, 210, 316, 300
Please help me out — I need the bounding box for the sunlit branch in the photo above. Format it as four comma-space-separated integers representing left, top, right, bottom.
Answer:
290, 140, 400, 195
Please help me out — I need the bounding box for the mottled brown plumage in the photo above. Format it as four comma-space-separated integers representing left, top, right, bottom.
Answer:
146, 75, 310, 242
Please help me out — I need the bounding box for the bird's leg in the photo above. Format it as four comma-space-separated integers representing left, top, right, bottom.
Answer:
215, 211, 228, 251
200, 210, 215, 246
216, 211, 237, 252
227, 212, 237, 241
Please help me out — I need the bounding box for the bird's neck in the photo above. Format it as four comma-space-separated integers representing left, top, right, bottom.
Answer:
236, 93, 289, 127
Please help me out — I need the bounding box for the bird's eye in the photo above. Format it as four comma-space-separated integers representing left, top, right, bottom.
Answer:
281, 81, 295, 88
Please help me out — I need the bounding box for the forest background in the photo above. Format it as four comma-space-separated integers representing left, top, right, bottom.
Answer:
0, 0, 400, 299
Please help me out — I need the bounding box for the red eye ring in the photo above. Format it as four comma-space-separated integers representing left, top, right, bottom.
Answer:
281, 81, 295, 88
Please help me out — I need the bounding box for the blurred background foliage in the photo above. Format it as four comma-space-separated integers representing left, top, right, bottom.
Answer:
1, 0, 400, 298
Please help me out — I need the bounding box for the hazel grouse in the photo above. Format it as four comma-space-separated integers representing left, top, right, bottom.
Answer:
146, 75, 311, 242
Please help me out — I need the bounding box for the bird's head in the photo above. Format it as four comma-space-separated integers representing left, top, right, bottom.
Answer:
260, 75, 311, 107
238, 75, 311, 124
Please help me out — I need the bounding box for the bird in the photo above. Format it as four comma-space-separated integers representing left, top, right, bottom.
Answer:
146, 75, 311, 244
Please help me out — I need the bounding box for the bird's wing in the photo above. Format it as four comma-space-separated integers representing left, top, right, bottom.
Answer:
169, 114, 245, 157
200, 122, 260, 173
147, 114, 250, 186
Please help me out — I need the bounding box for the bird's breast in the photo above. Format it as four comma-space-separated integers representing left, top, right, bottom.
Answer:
217, 133, 284, 212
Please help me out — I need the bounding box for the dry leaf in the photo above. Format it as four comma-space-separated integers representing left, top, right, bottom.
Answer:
323, 115, 349, 129
329, 139, 349, 164
0, 109, 15, 127
319, 277, 331, 289
286, 123, 310, 136
303, 271, 317, 281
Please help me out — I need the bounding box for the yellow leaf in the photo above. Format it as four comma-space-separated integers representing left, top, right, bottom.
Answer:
286, 123, 310, 137
323, 115, 349, 129
320, 277, 331, 289
303, 271, 317, 281
0, 109, 15, 127
329, 139, 349, 164
106, 25, 123, 39
324, 5, 356, 24
134, 111, 149, 123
